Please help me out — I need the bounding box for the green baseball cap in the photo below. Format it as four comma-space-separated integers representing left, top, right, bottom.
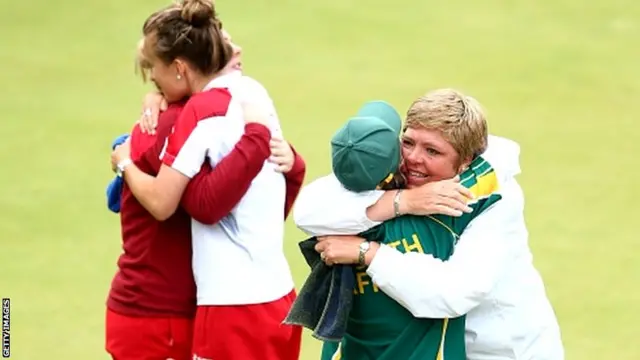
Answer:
331, 101, 402, 192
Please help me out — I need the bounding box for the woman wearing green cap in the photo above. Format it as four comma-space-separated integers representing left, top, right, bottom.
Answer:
294, 89, 563, 360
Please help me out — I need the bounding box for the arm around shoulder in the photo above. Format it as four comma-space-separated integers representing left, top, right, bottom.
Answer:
181, 123, 271, 224
366, 179, 524, 318
292, 174, 385, 236
283, 144, 306, 219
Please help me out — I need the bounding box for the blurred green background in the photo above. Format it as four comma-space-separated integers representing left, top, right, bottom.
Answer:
1, 0, 638, 358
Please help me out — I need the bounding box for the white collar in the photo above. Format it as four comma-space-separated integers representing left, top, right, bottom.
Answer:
203, 70, 242, 91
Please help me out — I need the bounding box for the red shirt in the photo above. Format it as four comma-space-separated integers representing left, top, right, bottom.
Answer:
107, 103, 306, 317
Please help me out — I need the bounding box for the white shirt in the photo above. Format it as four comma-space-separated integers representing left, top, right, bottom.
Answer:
161, 72, 294, 305
293, 136, 564, 359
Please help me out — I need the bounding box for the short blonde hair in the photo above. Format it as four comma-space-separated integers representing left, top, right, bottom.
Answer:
405, 88, 488, 162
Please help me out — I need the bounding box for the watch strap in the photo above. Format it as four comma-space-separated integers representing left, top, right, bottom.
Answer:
393, 189, 403, 217
116, 158, 133, 177
358, 241, 370, 266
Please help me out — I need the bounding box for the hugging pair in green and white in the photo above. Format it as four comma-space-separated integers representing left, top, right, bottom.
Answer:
294, 89, 564, 360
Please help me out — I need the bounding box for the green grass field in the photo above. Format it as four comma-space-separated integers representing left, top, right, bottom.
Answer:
1, 0, 639, 358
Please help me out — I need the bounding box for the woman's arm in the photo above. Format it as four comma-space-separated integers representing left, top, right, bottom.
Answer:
114, 90, 230, 220
293, 175, 473, 236
180, 123, 272, 224
283, 144, 306, 219
120, 161, 190, 221
365, 179, 523, 318
292, 174, 385, 236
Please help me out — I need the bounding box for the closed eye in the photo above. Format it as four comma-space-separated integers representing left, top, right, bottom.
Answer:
402, 139, 414, 147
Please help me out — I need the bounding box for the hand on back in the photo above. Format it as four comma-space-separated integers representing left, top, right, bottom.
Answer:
138, 92, 168, 135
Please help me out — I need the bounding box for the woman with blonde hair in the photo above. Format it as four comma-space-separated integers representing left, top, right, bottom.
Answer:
295, 89, 563, 360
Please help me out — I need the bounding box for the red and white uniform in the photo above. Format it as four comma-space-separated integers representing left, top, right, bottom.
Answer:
161, 72, 301, 360
106, 101, 281, 360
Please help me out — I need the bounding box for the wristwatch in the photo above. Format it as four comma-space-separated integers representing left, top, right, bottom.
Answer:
116, 158, 133, 178
358, 241, 371, 266
393, 189, 403, 217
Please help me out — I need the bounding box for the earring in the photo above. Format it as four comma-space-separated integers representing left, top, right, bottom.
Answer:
176, 74, 182, 80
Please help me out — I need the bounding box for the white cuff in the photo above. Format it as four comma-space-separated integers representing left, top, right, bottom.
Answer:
366, 244, 402, 279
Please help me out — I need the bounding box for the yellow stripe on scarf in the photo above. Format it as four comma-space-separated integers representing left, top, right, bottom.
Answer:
466, 169, 499, 203
332, 342, 342, 360
436, 318, 450, 360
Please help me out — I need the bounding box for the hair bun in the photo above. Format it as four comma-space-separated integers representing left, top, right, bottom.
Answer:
181, 0, 215, 27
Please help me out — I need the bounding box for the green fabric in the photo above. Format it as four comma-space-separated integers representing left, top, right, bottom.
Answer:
331, 101, 402, 192
321, 342, 340, 360
321, 156, 502, 360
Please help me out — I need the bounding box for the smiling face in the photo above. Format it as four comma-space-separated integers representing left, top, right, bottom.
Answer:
400, 126, 466, 188
400, 88, 489, 188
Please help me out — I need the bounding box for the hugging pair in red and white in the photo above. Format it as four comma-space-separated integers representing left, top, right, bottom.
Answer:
105, 1, 304, 359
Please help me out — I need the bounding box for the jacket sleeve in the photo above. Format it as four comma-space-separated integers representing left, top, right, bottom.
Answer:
293, 174, 384, 236
365, 178, 523, 318
180, 123, 271, 224
283, 144, 306, 219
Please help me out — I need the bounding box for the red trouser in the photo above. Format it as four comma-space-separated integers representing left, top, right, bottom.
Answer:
191, 290, 302, 360
105, 308, 193, 360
